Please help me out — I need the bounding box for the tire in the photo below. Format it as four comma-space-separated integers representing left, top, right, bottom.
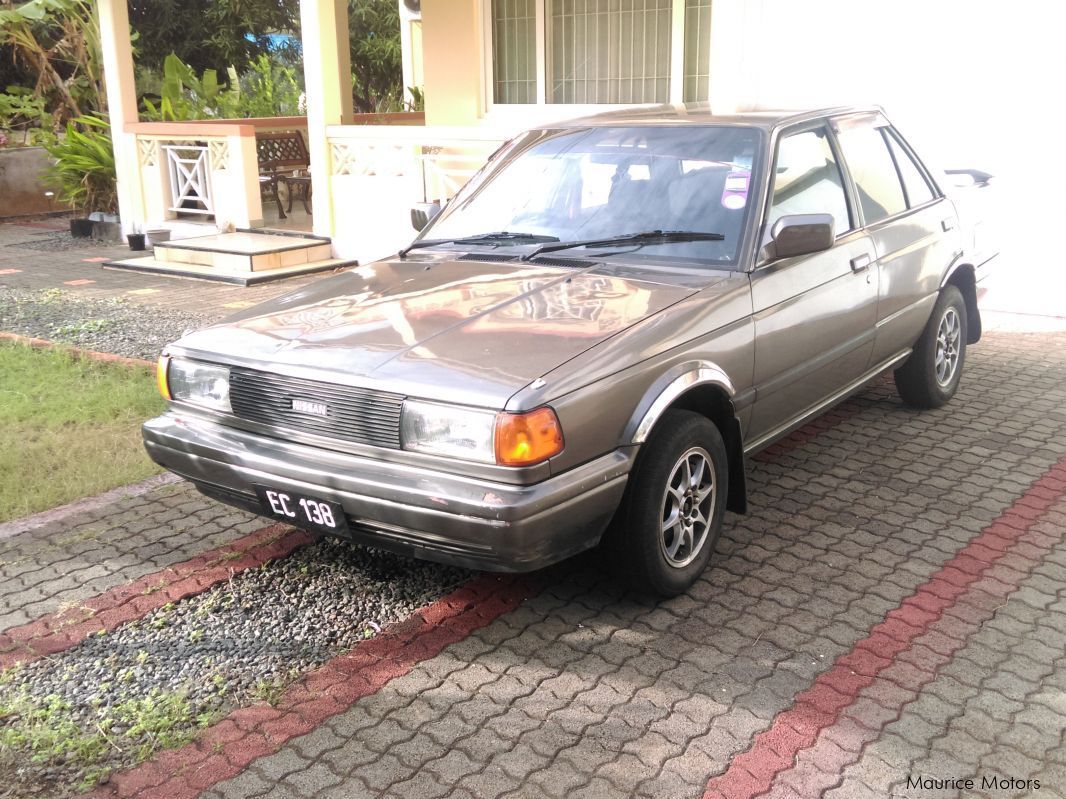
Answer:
894, 285, 967, 409
605, 409, 729, 597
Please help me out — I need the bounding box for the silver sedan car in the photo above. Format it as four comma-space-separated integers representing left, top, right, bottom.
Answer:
144, 105, 997, 596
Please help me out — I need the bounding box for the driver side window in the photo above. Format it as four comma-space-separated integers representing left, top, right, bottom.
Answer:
768, 128, 852, 237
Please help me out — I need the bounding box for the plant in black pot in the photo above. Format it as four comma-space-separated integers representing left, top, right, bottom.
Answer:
42, 116, 118, 238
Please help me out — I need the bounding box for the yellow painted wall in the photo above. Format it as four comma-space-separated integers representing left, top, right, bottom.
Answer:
421, 0, 485, 126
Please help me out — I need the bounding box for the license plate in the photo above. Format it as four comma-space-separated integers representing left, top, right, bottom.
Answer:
254, 486, 348, 534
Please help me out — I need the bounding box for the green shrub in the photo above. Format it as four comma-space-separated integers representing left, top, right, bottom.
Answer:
140, 52, 303, 121
41, 115, 117, 214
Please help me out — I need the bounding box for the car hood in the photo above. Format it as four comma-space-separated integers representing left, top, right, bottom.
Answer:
173, 256, 720, 407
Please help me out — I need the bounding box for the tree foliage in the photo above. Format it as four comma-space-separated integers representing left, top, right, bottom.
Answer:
140, 53, 302, 121
1, 0, 405, 134
127, 0, 403, 113
348, 0, 402, 113
127, 0, 300, 75
0, 0, 103, 124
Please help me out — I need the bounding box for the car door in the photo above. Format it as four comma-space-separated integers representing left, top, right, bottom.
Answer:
832, 116, 958, 363
747, 123, 879, 446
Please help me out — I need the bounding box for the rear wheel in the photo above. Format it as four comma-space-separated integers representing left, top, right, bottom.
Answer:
894, 285, 967, 409
605, 409, 728, 597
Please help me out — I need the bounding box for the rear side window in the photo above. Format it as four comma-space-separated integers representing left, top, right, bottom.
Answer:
767, 128, 852, 236
836, 125, 907, 224
885, 130, 936, 207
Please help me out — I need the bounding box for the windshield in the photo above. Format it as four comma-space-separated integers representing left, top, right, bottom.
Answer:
424, 125, 762, 266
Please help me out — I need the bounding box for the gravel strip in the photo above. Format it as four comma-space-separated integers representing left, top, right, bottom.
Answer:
0, 288, 210, 361
0, 538, 471, 798
8, 232, 116, 252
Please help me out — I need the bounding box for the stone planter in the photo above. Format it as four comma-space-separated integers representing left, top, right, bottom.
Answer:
90, 220, 123, 243
146, 228, 172, 247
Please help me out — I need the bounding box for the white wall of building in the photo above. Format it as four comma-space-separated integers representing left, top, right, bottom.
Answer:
710, 0, 1066, 317
711, 0, 1062, 175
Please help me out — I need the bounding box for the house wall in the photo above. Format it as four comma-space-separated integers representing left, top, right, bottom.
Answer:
421, 0, 486, 126
704, 0, 1056, 177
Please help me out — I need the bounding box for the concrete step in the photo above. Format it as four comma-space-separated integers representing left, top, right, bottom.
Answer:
103, 255, 352, 286
153, 232, 333, 272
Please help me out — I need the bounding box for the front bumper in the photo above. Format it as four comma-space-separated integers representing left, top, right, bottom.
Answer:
143, 412, 633, 572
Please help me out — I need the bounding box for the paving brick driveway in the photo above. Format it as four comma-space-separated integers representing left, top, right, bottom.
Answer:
0, 323, 1061, 798
189, 328, 1066, 799
2, 221, 1066, 799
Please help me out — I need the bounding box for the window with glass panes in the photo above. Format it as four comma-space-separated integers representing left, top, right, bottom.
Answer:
493, 0, 538, 104
682, 0, 711, 102
490, 0, 714, 105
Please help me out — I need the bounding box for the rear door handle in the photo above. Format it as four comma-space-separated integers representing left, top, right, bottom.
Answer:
850, 254, 872, 273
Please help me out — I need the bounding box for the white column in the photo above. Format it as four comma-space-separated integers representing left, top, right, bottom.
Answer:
96, 0, 142, 237
300, 0, 354, 239
211, 133, 265, 230
399, 0, 415, 107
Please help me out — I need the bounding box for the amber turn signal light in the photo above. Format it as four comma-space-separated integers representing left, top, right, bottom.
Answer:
156, 355, 171, 400
494, 407, 564, 466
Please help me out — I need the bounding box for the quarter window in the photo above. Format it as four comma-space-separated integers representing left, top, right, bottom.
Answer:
885, 130, 935, 208
767, 128, 851, 237
835, 125, 907, 224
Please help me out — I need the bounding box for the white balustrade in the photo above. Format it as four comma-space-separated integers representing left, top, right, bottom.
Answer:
163, 144, 214, 216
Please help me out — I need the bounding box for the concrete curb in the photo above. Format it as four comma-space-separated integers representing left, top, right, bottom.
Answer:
0, 330, 155, 369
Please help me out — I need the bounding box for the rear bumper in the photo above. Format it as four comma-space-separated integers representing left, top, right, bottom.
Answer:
143, 412, 633, 572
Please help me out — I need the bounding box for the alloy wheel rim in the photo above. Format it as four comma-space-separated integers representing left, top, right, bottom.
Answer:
935, 307, 962, 387
659, 447, 716, 568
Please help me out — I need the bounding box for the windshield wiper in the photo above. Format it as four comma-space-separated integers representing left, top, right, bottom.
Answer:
398, 231, 559, 258
520, 230, 725, 262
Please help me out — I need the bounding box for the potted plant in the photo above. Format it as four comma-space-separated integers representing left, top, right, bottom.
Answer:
41, 116, 117, 237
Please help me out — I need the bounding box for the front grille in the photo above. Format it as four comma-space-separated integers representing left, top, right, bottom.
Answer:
228, 366, 405, 449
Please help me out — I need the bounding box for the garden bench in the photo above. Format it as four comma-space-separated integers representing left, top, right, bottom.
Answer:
255, 130, 310, 219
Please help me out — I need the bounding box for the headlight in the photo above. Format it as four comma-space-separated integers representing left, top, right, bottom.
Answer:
401, 401, 564, 466
401, 400, 496, 463
164, 357, 231, 412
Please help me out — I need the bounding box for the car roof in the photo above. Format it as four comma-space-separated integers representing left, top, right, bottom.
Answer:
537, 103, 885, 132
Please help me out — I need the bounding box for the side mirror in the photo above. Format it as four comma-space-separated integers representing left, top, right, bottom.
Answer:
411, 201, 441, 232
765, 213, 835, 260
943, 168, 993, 188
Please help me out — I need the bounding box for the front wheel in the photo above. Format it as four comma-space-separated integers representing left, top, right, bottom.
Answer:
605, 409, 729, 597
894, 285, 967, 409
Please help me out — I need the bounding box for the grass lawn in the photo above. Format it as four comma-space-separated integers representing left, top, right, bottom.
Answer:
0, 343, 166, 523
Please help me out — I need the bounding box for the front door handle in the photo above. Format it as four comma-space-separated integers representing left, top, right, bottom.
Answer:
850, 254, 872, 273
